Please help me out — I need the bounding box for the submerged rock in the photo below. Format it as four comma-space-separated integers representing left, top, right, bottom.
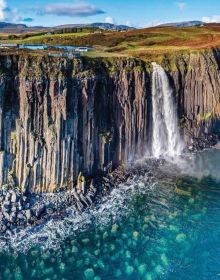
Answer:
176, 233, 187, 243
145, 273, 153, 280
132, 231, 139, 239
71, 246, 79, 254
125, 265, 134, 275
84, 268, 95, 279
138, 264, 147, 275
111, 224, 119, 233
161, 253, 169, 266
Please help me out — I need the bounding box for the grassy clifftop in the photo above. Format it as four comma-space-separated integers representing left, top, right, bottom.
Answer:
2, 24, 220, 60
1, 47, 218, 79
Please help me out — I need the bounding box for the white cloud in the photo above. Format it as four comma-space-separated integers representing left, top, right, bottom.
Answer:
175, 2, 187, 11
105, 16, 115, 24
42, 3, 105, 17
141, 20, 162, 28
0, 0, 34, 23
9, 8, 22, 22
202, 15, 220, 23
125, 20, 132, 27
0, 0, 7, 20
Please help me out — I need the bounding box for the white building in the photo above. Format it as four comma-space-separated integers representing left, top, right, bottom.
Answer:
75, 47, 93, 52
0, 43, 18, 48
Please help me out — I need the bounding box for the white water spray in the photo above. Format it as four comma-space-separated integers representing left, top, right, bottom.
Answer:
151, 63, 184, 158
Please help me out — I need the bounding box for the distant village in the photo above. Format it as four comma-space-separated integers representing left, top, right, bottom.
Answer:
0, 43, 94, 58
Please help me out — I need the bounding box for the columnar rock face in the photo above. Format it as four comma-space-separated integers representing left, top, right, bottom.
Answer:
172, 51, 220, 140
0, 56, 151, 192
0, 52, 219, 192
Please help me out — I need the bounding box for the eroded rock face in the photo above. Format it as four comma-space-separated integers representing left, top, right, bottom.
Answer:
0, 56, 151, 192
172, 51, 220, 144
0, 52, 219, 192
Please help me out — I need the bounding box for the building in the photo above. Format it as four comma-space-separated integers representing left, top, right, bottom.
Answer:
0, 43, 92, 56
19, 44, 49, 50
75, 47, 93, 52
54, 45, 76, 51
0, 43, 18, 48
94, 30, 102, 34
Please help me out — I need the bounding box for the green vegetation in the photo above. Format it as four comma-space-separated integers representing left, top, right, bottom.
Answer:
101, 131, 113, 143
198, 111, 213, 121
2, 24, 220, 61
0, 27, 98, 41
11, 132, 16, 141
1, 32, 92, 45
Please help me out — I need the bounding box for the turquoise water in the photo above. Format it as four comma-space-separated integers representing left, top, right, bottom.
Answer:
1, 149, 220, 280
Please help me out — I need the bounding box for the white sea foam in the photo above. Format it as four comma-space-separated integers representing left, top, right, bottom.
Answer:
1, 149, 219, 253
1, 175, 156, 253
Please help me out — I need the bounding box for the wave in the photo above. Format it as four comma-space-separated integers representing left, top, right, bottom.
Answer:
1, 148, 219, 254
0, 172, 157, 253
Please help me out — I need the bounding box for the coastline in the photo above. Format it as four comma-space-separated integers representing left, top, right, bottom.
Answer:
0, 139, 218, 237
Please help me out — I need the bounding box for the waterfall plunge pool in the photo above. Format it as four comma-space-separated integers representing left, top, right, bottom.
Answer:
0, 148, 220, 280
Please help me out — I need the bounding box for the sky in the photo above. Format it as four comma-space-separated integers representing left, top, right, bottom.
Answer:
5, 0, 220, 27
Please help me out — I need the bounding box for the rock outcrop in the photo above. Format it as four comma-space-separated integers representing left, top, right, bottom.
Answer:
0, 51, 219, 192
171, 50, 220, 147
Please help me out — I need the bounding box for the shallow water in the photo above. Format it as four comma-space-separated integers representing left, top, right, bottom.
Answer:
1, 149, 220, 280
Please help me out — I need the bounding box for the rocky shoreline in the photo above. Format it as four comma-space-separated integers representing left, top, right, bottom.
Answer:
1, 137, 219, 236
0, 163, 154, 235
0, 184, 96, 235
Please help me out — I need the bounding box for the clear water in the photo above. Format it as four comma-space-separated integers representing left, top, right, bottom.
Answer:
0, 149, 220, 280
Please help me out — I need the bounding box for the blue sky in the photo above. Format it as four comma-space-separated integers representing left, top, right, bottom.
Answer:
5, 0, 220, 27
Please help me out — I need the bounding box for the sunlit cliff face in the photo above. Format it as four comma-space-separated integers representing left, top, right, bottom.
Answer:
0, 51, 220, 192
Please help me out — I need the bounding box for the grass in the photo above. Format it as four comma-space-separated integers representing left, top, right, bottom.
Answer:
2, 24, 220, 60
2, 32, 91, 45
84, 50, 126, 58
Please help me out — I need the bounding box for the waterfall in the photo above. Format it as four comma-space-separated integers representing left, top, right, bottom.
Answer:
151, 63, 184, 158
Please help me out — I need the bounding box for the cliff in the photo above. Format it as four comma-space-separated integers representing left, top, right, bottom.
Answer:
170, 50, 220, 143
0, 51, 219, 192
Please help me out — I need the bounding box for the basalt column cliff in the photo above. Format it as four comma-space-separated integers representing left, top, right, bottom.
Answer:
0, 52, 220, 192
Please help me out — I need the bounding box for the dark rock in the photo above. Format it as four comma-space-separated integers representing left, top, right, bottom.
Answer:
46, 208, 54, 215
0, 54, 219, 193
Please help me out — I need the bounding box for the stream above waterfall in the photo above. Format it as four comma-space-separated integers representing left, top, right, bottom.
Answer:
0, 148, 220, 280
